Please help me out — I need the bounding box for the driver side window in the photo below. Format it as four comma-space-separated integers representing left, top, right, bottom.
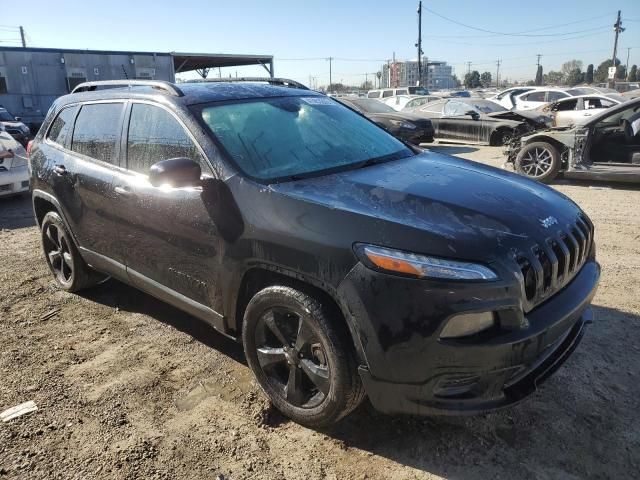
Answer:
127, 103, 209, 175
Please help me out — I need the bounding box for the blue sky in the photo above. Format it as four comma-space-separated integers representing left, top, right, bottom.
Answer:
1, 0, 638, 86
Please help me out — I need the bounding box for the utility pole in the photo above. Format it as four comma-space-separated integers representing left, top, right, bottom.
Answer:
416, 1, 423, 86
610, 10, 624, 88
626, 47, 631, 81
327, 57, 333, 91
467, 62, 471, 75
496, 60, 501, 88
19, 26, 26, 48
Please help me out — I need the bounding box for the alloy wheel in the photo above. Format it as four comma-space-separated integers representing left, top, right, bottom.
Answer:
254, 307, 330, 408
43, 223, 73, 284
520, 147, 554, 178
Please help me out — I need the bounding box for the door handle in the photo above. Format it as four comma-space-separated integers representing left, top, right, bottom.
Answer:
53, 165, 66, 176
114, 185, 135, 197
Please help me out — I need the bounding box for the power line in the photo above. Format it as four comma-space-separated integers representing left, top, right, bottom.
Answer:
423, 6, 617, 37
424, 29, 610, 47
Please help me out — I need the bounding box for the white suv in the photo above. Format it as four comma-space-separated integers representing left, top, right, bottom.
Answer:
0, 123, 29, 197
513, 89, 572, 110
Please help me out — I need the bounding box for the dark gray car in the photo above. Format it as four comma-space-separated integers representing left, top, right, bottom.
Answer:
406, 98, 550, 146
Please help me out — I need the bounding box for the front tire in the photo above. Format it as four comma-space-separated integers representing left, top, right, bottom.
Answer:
41, 211, 107, 292
515, 141, 561, 183
242, 286, 364, 427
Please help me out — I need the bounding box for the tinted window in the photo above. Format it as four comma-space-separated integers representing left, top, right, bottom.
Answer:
199, 96, 411, 181
547, 91, 569, 101
524, 91, 546, 102
47, 106, 78, 146
367, 91, 380, 98
71, 103, 123, 163
127, 104, 205, 174
382, 90, 394, 98
395, 90, 408, 95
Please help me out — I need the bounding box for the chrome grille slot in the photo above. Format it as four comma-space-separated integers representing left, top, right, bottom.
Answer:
535, 247, 553, 292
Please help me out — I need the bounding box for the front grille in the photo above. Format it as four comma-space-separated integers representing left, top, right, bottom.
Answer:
518, 215, 593, 309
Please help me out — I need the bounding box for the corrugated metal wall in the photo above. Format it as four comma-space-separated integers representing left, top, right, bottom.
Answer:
0, 49, 174, 127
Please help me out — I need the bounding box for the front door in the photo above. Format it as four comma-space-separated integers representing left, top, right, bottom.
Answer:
109, 102, 226, 330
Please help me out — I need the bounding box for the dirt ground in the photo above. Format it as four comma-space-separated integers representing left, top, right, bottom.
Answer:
1, 144, 639, 479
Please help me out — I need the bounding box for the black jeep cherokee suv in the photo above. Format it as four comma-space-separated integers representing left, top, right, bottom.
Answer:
29, 79, 600, 427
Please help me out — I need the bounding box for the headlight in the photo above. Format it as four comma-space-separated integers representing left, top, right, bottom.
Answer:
390, 120, 417, 130
357, 244, 498, 281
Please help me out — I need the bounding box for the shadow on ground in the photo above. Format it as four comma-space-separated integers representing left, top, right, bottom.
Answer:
0, 193, 35, 230
81, 278, 246, 365
80, 275, 638, 478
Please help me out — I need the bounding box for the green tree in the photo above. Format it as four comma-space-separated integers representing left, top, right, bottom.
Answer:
561, 60, 583, 78
566, 68, 584, 86
544, 71, 564, 85
594, 59, 624, 83
535, 65, 543, 86
452, 74, 461, 88
526, 79, 536, 86
464, 70, 481, 88
629, 65, 638, 82
480, 71, 492, 87
585, 64, 594, 84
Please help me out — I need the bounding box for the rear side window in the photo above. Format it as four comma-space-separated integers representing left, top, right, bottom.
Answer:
547, 91, 569, 101
367, 91, 380, 98
382, 90, 393, 98
127, 103, 206, 175
395, 90, 408, 95
555, 99, 578, 111
47, 106, 78, 146
523, 91, 546, 102
71, 103, 124, 164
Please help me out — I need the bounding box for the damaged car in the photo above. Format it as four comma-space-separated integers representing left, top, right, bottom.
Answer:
535, 94, 624, 128
0, 107, 31, 147
337, 97, 434, 144
506, 98, 640, 183
29, 79, 599, 426
406, 98, 550, 145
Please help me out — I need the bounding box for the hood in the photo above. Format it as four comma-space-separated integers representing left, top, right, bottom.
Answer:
487, 110, 552, 127
271, 151, 582, 260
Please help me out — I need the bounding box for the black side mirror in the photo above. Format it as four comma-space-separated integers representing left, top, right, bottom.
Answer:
465, 110, 480, 120
149, 157, 202, 188
15, 117, 22, 122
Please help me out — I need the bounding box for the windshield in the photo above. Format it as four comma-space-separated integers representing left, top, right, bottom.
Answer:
199, 96, 412, 182
347, 98, 396, 114
0, 110, 15, 122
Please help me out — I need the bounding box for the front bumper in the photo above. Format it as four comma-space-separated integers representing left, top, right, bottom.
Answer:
338, 259, 600, 416
0, 165, 30, 197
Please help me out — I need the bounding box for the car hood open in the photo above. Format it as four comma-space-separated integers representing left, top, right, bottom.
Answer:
271, 151, 582, 259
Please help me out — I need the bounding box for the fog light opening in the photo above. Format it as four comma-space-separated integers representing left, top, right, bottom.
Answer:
440, 312, 496, 339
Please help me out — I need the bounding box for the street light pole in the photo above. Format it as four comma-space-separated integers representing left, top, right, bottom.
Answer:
416, 1, 423, 86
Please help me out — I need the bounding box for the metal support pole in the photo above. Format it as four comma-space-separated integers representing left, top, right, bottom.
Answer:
610, 10, 623, 88
19, 26, 26, 48
416, 1, 423, 86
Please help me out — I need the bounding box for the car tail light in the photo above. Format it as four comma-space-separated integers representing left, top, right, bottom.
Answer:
26, 140, 33, 158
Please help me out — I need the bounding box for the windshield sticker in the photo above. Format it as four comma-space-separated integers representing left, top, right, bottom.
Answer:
301, 97, 336, 106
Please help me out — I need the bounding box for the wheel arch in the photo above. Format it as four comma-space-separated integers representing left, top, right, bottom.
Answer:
522, 135, 569, 162
32, 190, 81, 246
233, 266, 367, 364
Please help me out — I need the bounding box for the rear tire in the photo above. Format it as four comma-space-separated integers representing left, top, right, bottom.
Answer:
41, 211, 107, 292
515, 141, 561, 183
242, 286, 364, 427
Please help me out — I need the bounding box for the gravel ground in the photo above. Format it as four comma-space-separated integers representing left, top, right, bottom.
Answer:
1, 144, 639, 479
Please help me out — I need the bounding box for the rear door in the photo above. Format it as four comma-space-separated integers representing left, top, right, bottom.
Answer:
440, 100, 481, 141
43, 101, 126, 267
109, 101, 225, 327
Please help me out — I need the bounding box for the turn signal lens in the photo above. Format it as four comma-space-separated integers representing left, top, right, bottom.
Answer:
359, 245, 498, 281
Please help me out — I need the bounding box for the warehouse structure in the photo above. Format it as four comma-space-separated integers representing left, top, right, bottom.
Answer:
0, 46, 274, 126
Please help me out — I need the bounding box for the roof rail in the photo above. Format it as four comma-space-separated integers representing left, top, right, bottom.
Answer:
184, 77, 309, 90
71, 80, 184, 97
